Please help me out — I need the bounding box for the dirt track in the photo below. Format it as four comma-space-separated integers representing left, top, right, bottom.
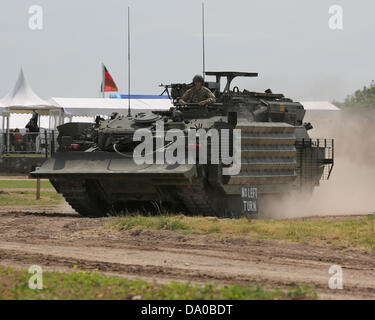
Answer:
0, 204, 374, 299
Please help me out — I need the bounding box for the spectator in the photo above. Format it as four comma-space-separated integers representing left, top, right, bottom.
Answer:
26, 112, 39, 143
23, 129, 35, 152
8, 129, 15, 151
13, 128, 23, 151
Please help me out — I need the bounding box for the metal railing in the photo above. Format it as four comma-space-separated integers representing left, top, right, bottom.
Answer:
0, 129, 58, 157
296, 138, 334, 185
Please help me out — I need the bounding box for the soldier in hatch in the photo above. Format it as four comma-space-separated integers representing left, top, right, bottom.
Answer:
179, 75, 216, 107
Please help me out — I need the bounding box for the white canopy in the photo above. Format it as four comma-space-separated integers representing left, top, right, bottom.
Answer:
300, 101, 340, 111
0, 68, 61, 115
50, 97, 172, 117
49, 98, 339, 118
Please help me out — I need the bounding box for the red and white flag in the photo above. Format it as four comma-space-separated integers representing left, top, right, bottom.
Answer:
101, 63, 118, 92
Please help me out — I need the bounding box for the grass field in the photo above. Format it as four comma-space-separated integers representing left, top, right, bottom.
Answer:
109, 214, 375, 251
0, 154, 46, 158
0, 180, 53, 189
0, 266, 317, 300
0, 179, 373, 252
0, 190, 63, 206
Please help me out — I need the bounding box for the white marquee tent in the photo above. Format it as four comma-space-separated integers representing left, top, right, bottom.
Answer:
300, 101, 340, 111
0, 96, 174, 130
302, 101, 341, 128
50, 96, 172, 118
0, 69, 63, 131
49, 98, 339, 117
1, 98, 341, 130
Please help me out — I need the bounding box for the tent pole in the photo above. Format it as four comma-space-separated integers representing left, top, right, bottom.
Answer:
6, 115, 9, 153
1, 116, 4, 153
59, 109, 63, 126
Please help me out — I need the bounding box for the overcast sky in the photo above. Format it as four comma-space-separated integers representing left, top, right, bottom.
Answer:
0, 0, 373, 102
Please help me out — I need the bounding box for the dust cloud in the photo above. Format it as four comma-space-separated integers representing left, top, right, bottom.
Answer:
271, 108, 375, 218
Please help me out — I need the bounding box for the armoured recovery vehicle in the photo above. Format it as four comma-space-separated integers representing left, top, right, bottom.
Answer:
32, 72, 334, 217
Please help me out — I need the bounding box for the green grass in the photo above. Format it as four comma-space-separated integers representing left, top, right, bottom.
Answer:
109, 214, 375, 251
0, 190, 63, 206
0, 266, 317, 300
0, 180, 53, 189
111, 214, 190, 231
0, 154, 46, 158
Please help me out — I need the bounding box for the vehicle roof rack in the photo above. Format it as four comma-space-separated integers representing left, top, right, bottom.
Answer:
205, 71, 258, 77
205, 72, 258, 92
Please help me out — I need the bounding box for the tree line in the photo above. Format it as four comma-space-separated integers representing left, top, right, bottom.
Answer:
335, 82, 375, 108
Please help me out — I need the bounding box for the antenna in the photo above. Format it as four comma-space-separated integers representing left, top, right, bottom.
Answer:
202, 2, 206, 82
127, 6, 131, 117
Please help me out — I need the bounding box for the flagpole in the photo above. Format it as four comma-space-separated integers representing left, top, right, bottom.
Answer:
102, 62, 105, 98
127, 6, 131, 117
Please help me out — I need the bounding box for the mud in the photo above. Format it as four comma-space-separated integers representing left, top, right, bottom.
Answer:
0, 204, 374, 299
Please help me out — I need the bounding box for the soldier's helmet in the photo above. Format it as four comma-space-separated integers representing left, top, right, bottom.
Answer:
193, 75, 204, 84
